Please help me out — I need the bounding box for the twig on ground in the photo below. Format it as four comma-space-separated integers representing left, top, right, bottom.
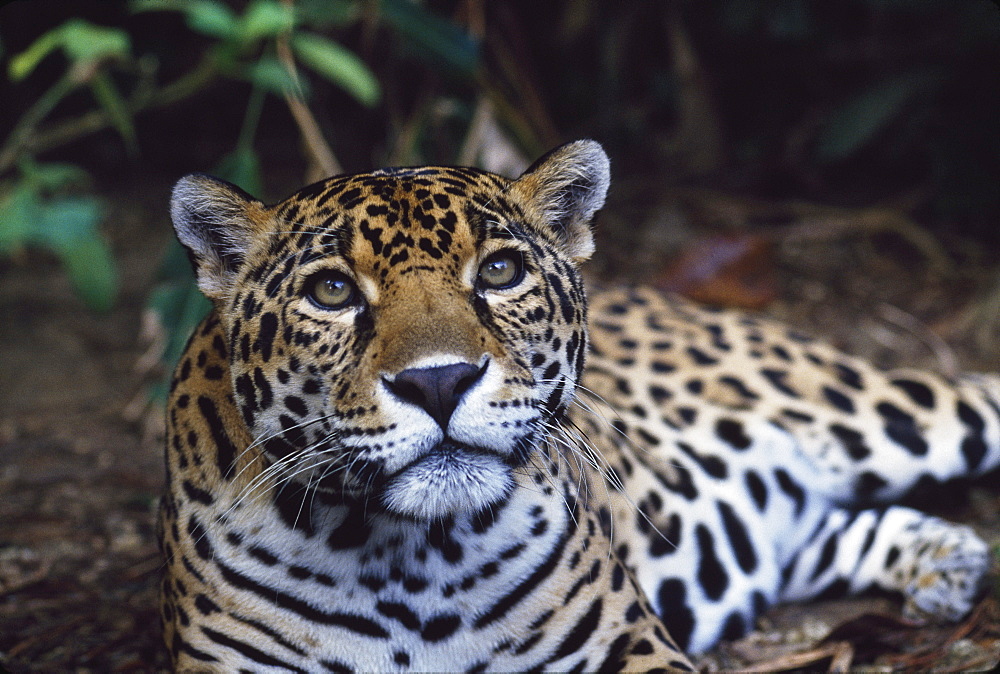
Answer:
876, 302, 959, 377
736, 641, 855, 673
783, 207, 954, 276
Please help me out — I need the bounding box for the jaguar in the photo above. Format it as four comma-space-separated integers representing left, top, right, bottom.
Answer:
160, 140, 999, 671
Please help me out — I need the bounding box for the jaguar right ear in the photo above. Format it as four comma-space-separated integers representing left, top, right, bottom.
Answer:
510, 140, 610, 262
170, 175, 267, 299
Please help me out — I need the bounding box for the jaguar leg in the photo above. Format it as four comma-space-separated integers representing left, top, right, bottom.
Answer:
779, 505, 991, 622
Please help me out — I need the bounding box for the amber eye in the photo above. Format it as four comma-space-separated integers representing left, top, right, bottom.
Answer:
306, 271, 357, 309
478, 250, 524, 289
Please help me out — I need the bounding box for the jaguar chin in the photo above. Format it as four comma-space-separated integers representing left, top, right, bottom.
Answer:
379, 442, 515, 520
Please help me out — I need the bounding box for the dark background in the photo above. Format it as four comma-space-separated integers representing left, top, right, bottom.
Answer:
2, 1, 998, 221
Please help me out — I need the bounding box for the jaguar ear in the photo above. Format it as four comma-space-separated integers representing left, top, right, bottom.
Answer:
511, 140, 610, 261
170, 174, 267, 299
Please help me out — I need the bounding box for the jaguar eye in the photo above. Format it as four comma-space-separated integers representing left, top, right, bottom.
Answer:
306, 271, 357, 309
478, 250, 524, 289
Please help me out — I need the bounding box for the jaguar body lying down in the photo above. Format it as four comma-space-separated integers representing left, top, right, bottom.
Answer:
160, 140, 998, 671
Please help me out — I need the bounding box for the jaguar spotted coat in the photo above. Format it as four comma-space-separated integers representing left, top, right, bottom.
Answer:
160, 140, 999, 671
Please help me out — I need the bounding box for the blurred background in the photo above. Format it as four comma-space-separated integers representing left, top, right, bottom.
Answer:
1, 1, 998, 670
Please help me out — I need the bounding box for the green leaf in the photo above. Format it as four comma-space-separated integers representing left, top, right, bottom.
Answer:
34, 195, 103, 244
9, 28, 63, 80
246, 55, 304, 97
129, 0, 185, 10
239, 0, 296, 44
291, 32, 380, 106
19, 160, 89, 191
214, 146, 263, 195
816, 70, 941, 162
379, 0, 479, 75
132, 0, 239, 40
90, 72, 137, 150
0, 176, 116, 311
0, 184, 39, 253
56, 233, 118, 312
186, 3, 239, 40
60, 19, 131, 64
10, 19, 130, 81
33, 196, 117, 311
10, 19, 130, 80
186, 0, 240, 39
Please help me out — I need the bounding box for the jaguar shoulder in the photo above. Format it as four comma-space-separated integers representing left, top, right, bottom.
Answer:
160, 140, 999, 671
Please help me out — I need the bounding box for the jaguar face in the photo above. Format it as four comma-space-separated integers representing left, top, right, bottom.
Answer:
170, 142, 610, 520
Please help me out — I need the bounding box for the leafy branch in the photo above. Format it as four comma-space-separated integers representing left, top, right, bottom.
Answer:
1, 0, 386, 314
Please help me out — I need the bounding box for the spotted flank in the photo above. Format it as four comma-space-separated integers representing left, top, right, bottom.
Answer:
160, 140, 998, 671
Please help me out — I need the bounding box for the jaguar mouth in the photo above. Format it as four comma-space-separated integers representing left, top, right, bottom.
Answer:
379, 441, 515, 520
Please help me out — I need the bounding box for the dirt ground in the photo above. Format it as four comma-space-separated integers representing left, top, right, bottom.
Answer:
1, 173, 998, 672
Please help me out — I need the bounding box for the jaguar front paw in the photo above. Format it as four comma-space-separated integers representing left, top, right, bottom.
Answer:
898, 523, 992, 623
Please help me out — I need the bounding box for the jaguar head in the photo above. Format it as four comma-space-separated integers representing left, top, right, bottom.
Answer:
170, 141, 610, 520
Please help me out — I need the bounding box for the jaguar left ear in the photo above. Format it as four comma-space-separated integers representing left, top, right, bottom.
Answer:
511, 140, 610, 261
170, 174, 268, 300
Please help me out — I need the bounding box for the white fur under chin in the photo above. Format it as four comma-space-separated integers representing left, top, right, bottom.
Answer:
380, 447, 513, 520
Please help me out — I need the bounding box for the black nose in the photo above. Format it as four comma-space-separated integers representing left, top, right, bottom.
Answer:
385, 362, 485, 428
